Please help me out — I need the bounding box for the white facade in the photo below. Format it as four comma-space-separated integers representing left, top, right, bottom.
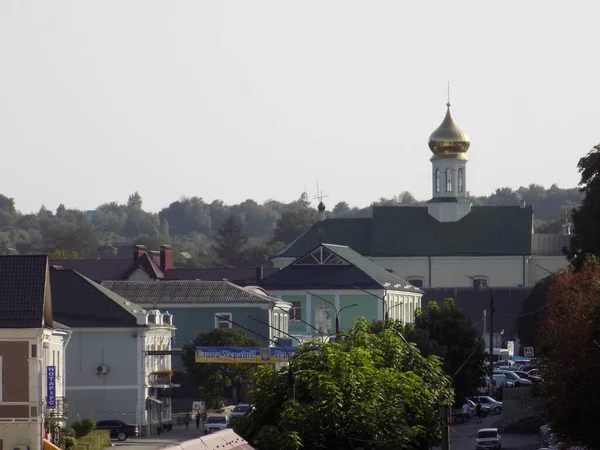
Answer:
0, 326, 70, 450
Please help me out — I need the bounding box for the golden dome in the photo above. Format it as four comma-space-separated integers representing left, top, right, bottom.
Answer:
428, 103, 470, 156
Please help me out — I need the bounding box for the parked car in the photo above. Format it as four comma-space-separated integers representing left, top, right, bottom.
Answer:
203, 414, 229, 434
470, 396, 503, 415
230, 404, 253, 418
476, 428, 501, 450
493, 370, 533, 387
95, 420, 139, 441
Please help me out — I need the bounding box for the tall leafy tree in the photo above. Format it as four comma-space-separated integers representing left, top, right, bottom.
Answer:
270, 209, 317, 245
567, 144, 600, 270
233, 318, 450, 450
182, 328, 262, 409
211, 215, 247, 267
515, 275, 554, 351
538, 257, 600, 448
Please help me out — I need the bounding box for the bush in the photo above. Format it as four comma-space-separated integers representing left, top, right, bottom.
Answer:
71, 417, 96, 438
63, 436, 76, 450
73, 430, 110, 450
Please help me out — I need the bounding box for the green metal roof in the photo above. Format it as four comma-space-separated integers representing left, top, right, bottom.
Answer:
275, 205, 533, 258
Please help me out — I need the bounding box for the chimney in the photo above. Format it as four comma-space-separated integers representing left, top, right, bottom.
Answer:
256, 266, 264, 283
160, 245, 173, 272
134, 244, 147, 260
150, 250, 161, 265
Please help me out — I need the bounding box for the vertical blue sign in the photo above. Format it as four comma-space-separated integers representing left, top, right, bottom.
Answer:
47, 366, 56, 408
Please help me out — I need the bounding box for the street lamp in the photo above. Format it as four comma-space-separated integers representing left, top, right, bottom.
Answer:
307, 291, 358, 334
352, 285, 389, 320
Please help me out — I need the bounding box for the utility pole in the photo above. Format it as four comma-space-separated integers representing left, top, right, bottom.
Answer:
441, 404, 450, 450
483, 309, 487, 343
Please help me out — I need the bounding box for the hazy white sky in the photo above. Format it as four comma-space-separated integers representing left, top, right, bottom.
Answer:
0, 1, 597, 213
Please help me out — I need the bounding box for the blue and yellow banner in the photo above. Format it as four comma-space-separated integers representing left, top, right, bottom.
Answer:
195, 346, 297, 364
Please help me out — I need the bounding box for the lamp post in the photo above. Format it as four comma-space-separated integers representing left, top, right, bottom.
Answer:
307, 291, 358, 334
213, 314, 295, 400
272, 305, 325, 341
352, 285, 389, 320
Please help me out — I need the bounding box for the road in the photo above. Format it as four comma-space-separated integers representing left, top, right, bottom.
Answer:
433, 415, 542, 450
113, 426, 206, 450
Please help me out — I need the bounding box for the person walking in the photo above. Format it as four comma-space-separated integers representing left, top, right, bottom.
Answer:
195, 411, 201, 429
184, 412, 191, 429
462, 400, 470, 424
475, 401, 482, 424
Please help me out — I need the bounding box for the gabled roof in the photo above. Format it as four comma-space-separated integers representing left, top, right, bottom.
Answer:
275, 205, 533, 258
0, 255, 53, 328
49, 258, 134, 282
164, 267, 278, 285
122, 252, 164, 280
101, 280, 285, 305
50, 269, 147, 327
261, 244, 423, 293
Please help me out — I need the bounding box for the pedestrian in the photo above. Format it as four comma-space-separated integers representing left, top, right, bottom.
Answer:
184, 412, 191, 429
475, 401, 482, 424
195, 411, 201, 429
201, 410, 208, 423
462, 400, 470, 424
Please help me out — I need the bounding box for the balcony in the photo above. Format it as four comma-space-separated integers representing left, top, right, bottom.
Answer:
44, 396, 68, 421
149, 372, 172, 387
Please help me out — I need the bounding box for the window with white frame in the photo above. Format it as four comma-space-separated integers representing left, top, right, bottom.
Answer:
273, 313, 280, 338
289, 302, 302, 322
215, 313, 232, 329
314, 301, 333, 335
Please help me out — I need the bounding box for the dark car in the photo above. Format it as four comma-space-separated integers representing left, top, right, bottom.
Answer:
95, 420, 139, 441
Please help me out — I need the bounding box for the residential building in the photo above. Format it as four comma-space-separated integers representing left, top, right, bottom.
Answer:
101, 280, 292, 407
0, 255, 71, 450
272, 103, 570, 287
49, 268, 176, 436
260, 244, 423, 338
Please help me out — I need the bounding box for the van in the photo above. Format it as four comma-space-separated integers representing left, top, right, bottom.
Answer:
485, 348, 510, 362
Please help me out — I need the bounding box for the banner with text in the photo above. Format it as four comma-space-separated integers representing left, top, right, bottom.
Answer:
195, 346, 296, 364
47, 365, 56, 408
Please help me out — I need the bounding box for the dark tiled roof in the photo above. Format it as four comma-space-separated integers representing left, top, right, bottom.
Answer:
123, 253, 164, 280
51, 269, 147, 327
422, 287, 532, 339
101, 280, 282, 305
49, 258, 134, 282
276, 206, 533, 258
0, 255, 50, 328
164, 267, 278, 285
261, 244, 423, 293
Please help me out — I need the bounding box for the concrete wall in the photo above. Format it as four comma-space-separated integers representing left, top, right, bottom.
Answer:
493, 387, 540, 431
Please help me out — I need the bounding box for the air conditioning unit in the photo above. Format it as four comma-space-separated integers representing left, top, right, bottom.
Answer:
14, 446, 29, 450
96, 364, 108, 374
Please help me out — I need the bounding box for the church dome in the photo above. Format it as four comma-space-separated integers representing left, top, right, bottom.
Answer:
428, 103, 470, 156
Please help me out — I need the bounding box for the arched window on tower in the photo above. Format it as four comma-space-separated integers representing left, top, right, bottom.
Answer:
445, 169, 452, 192
435, 169, 440, 193
458, 168, 464, 192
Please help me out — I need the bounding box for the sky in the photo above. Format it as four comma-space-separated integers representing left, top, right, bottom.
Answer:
0, 1, 598, 213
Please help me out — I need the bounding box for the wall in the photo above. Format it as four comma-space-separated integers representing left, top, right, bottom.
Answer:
528, 255, 569, 283
493, 387, 540, 431
65, 328, 140, 426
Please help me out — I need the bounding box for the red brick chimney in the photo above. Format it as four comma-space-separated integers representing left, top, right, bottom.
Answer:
160, 245, 173, 273
134, 244, 147, 261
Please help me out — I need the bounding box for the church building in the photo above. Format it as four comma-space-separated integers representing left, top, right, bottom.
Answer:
272, 102, 570, 288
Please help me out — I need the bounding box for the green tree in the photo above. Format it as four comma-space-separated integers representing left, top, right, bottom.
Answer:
182, 328, 262, 409
45, 225, 99, 257
233, 318, 451, 450
211, 215, 247, 267
410, 299, 486, 404
515, 275, 554, 351
567, 144, 600, 270
270, 209, 317, 245
48, 249, 79, 259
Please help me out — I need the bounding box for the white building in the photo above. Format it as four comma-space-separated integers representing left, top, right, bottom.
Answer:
273, 102, 570, 288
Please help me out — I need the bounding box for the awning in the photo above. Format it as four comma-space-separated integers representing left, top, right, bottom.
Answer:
44, 439, 62, 450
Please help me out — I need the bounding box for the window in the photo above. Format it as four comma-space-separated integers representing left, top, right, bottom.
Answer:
458, 168, 464, 192
290, 302, 302, 322
314, 301, 332, 335
472, 278, 488, 289
215, 313, 232, 329
435, 169, 440, 193
31, 344, 37, 358
445, 169, 452, 192
407, 278, 424, 288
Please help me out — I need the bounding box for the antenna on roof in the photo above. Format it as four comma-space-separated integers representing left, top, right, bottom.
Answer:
313, 181, 329, 222
312, 181, 329, 205
447, 81, 451, 107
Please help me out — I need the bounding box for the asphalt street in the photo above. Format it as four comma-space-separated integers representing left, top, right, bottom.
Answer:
113, 426, 206, 450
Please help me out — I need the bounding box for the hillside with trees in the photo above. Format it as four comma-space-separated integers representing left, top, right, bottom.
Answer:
0, 184, 582, 268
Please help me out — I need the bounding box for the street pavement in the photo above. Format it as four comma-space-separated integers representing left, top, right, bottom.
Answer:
434, 415, 542, 450
112, 426, 207, 450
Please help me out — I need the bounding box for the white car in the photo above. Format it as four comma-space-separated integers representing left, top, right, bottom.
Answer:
203, 414, 229, 434
493, 370, 532, 386
230, 404, 253, 418
470, 396, 503, 415
476, 428, 501, 450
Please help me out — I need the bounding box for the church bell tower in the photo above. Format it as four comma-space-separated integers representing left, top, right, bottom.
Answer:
426, 100, 472, 222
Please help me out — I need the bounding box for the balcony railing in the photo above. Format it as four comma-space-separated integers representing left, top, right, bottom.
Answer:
148, 373, 172, 387
44, 396, 68, 420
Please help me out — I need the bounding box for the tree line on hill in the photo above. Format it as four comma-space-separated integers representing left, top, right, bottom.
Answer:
0, 183, 582, 267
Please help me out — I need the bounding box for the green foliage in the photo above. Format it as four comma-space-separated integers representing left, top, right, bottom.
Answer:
48, 249, 79, 260
515, 275, 554, 351
567, 144, 600, 270
271, 208, 317, 245
233, 318, 451, 450
63, 436, 77, 450
211, 215, 248, 267
71, 417, 96, 438
182, 328, 263, 409
72, 429, 110, 450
